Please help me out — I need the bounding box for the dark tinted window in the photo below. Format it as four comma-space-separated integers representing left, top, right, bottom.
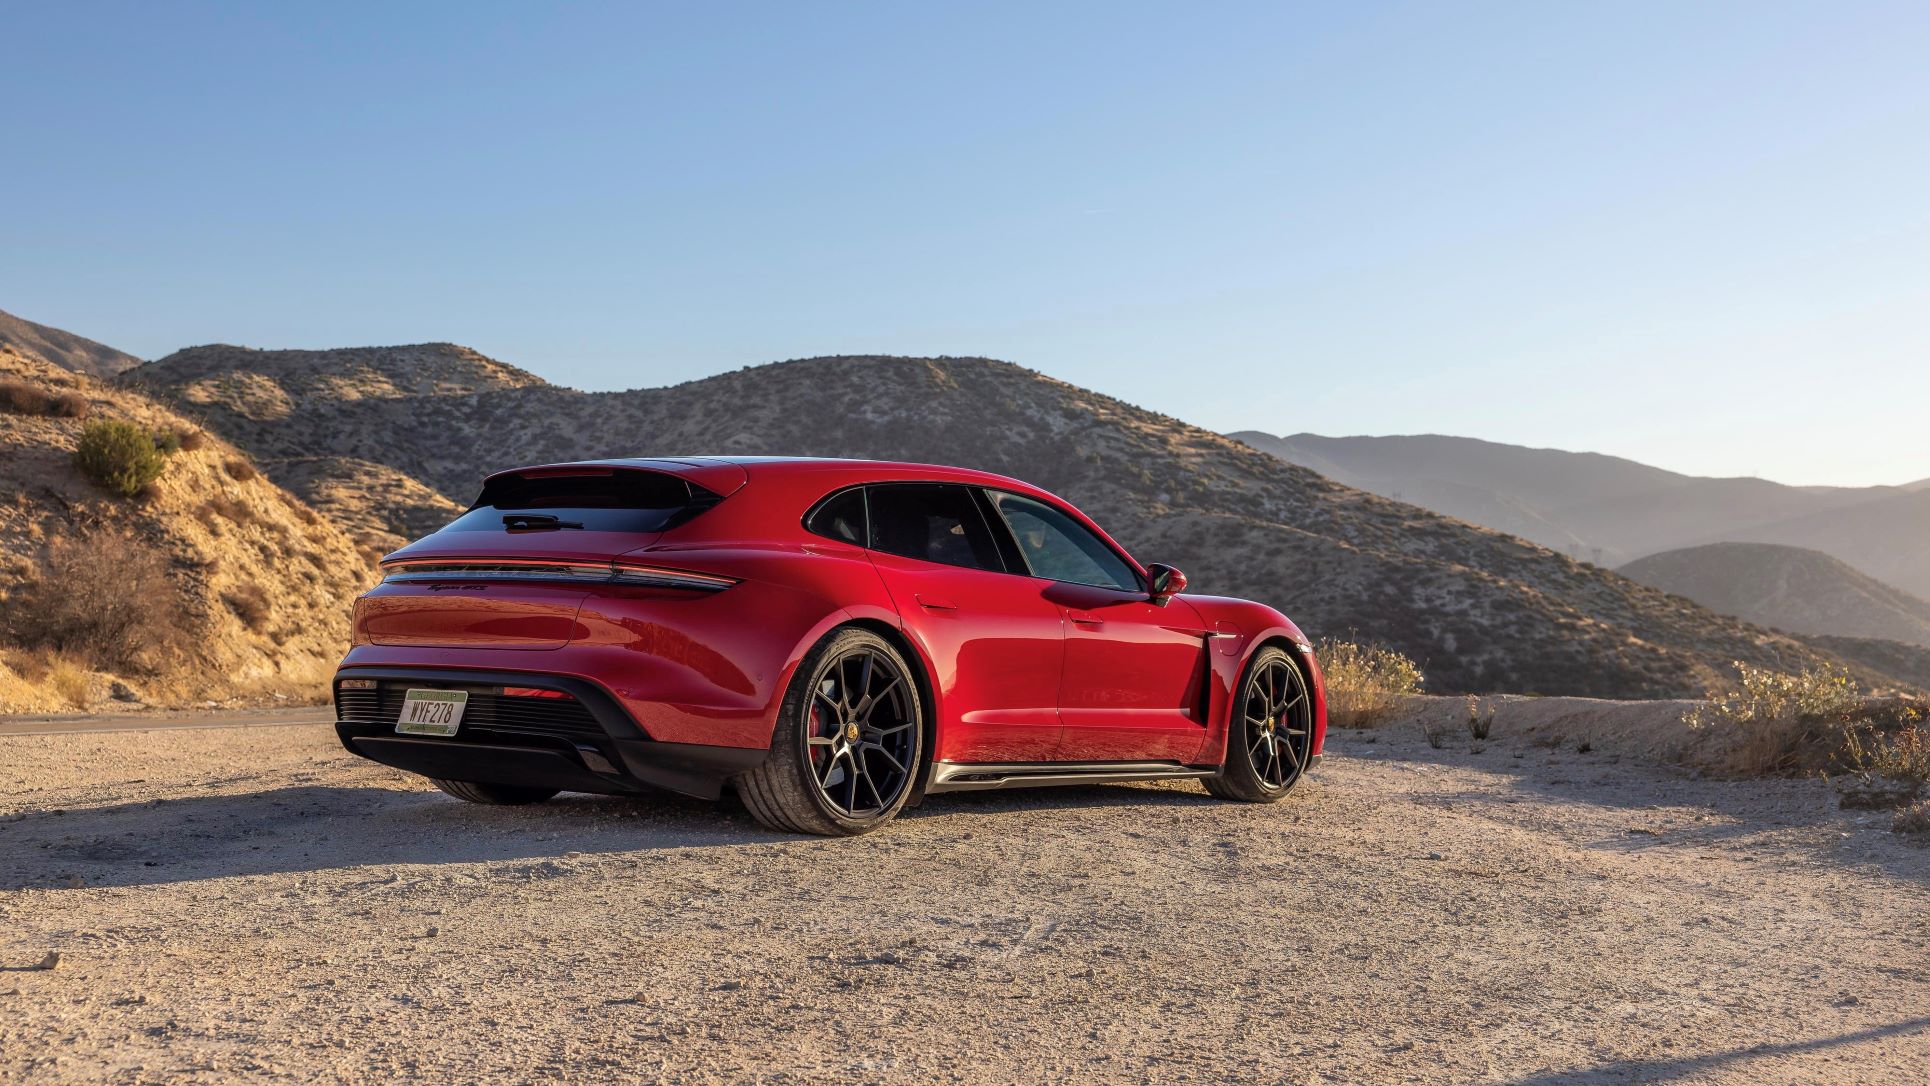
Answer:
440, 470, 718, 534
989, 491, 1140, 591
805, 487, 867, 545
867, 484, 1004, 572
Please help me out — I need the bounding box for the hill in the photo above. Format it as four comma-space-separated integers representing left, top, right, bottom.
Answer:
0, 307, 142, 378
1232, 431, 1930, 596
128, 349, 1849, 699
0, 348, 373, 711
1620, 543, 1930, 648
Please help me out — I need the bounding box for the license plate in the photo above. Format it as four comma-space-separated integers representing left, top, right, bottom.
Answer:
395, 689, 468, 736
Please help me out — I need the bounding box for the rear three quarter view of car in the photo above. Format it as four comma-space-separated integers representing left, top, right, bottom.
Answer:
333, 457, 1326, 835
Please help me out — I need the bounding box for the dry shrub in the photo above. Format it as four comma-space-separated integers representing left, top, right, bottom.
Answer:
201, 495, 257, 526
1895, 802, 1930, 837
292, 503, 321, 526
1684, 661, 1867, 776
46, 654, 92, 708
177, 428, 207, 451
1, 383, 92, 418
0, 380, 50, 415
1, 531, 196, 673
1316, 636, 1424, 727
222, 582, 272, 630
74, 420, 168, 498
224, 457, 259, 482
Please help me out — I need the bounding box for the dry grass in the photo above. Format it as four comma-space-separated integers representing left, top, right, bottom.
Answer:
224, 457, 259, 482
2, 531, 196, 673
1316, 636, 1425, 728
45, 654, 92, 709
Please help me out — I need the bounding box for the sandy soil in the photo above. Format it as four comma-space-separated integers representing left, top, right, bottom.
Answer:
1, 720, 1925, 1084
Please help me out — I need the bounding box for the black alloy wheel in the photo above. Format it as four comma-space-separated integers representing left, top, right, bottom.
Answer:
736, 628, 925, 835
1205, 646, 1313, 803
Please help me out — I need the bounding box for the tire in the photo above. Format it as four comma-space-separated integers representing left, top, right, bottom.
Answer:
736, 627, 925, 836
1205, 646, 1314, 803
430, 778, 561, 805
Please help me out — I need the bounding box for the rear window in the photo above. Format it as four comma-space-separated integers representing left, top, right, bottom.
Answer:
440, 470, 721, 534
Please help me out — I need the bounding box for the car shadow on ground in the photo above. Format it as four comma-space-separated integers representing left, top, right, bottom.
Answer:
0, 776, 1235, 892
1496, 1017, 1930, 1085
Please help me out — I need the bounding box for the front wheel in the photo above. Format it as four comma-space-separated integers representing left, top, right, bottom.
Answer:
1205, 646, 1314, 803
736, 628, 925, 836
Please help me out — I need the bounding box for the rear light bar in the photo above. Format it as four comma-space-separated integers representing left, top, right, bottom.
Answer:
380, 558, 736, 592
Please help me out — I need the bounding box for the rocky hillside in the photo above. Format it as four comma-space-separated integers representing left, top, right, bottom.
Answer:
0, 349, 374, 712
0, 307, 142, 378
130, 350, 1852, 698
1622, 543, 1930, 648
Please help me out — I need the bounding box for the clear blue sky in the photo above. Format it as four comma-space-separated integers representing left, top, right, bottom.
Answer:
6, 2, 1927, 486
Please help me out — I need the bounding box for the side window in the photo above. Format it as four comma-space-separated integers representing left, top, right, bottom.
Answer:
805, 487, 866, 545
989, 492, 1141, 592
866, 484, 1005, 572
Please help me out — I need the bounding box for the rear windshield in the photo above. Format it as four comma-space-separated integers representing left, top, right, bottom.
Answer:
440, 470, 721, 534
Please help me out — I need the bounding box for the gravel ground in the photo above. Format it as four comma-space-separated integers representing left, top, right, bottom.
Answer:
1, 722, 1925, 1085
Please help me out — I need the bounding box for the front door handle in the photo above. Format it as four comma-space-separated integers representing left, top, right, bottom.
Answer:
1068, 610, 1104, 628
915, 594, 958, 611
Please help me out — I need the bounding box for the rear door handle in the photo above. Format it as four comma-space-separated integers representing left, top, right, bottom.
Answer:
1068, 610, 1104, 628
915, 594, 958, 611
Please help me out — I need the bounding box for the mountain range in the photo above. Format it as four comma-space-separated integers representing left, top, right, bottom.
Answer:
0, 307, 142, 379
3, 307, 1920, 706
1231, 432, 1930, 600
113, 342, 1847, 699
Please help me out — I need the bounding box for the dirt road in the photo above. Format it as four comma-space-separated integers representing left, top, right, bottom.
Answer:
1, 720, 1925, 1084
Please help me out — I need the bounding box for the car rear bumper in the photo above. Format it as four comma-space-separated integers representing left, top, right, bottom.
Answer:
332, 666, 769, 800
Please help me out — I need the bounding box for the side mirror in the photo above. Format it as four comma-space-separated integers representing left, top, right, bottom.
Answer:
1146, 563, 1188, 606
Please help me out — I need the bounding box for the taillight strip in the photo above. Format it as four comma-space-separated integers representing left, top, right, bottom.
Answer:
381, 558, 736, 592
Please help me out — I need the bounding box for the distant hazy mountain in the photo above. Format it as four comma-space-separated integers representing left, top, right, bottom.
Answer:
0, 307, 142, 378
1621, 543, 1930, 648
1231, 431, 1930, 597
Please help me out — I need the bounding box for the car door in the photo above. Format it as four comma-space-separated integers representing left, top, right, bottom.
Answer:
983, 490, 1212, 764
858, 483, 1066, 764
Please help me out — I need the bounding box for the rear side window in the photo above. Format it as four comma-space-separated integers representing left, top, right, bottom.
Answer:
806, 487, 867, 545
866, 484, 1005, 572
440, 470, 720, 534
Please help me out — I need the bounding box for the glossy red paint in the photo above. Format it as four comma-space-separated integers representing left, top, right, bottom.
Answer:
335, 457, 1326, 795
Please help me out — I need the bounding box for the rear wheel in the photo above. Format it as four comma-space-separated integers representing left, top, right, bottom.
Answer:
737, 628, 924, 836
430, 779, 560, 805
1205, 646, 1313, 803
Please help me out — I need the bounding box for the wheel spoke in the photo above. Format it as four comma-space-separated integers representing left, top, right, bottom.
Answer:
864, 742, 907, 774
804, 647, 919, 820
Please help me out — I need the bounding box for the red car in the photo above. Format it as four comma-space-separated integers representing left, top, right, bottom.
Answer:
333, 457, 1325, 835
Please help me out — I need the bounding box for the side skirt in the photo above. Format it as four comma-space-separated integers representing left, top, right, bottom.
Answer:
925, 761, 1218, 794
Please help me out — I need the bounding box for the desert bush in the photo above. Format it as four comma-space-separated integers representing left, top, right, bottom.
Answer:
1465, 695, 1495, 740
224, 457, 259, 482
1684, 661, 1864, 775
200, 495, 257, 526
73, 420, 168, 498
1894, 801, 1930, 837
177, 428, 207, 451
46, 654, 92, 708
1, 532, 194, 673
0, 380, 49, 414
0, 381, 85, 416
1316, 636, 1425, 727
222, 582, 272, 630
151, 429, 183, 454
